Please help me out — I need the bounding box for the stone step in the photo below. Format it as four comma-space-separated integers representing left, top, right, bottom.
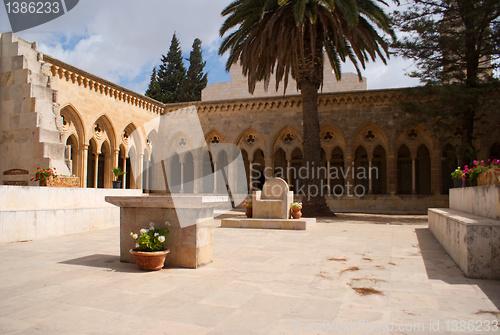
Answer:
221, 217, 316, 230
428, 208, 500, 280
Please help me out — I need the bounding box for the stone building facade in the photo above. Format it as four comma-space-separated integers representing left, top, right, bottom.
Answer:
1, 32, 499, 213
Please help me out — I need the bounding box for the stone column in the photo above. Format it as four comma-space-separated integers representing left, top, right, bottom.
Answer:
248, 160, 254, 192
212, 160, 217, 193
193, 153, 200, 194
344, 152, 354, 196
287, 159, 292, 186
122, 156, 127, 189
180, 160, 185, 193
137, 153, 144, 190
82, 144, 89, 188
386, 153, 397, 195
368, 155, 374, 194
143, 154, 149, 192
411, 156, 417, 195
94, 151, 100, 188
264, 156, 273, 179
326, 160, 331, 195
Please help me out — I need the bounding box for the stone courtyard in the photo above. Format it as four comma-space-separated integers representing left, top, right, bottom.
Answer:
0, 211, 499, 335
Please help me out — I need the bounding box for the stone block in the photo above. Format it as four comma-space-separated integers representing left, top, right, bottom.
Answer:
261, 220, 282, 229
220, 219, 240, 228
241, 220, 262, 229
450, 185, 500, 220
281, 221, 293, 230
429, 208, 500, 279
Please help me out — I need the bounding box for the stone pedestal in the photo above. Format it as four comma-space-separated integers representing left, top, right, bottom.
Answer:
105, 195, 228, 269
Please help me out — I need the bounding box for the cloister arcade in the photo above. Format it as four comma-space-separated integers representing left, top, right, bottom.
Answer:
60, 105, 500, 197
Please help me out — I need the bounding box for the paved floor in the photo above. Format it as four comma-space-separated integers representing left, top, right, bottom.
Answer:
0, 214, 499, 335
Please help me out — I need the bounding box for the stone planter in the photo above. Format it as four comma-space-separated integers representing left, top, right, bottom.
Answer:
245, 206, 252, 218
129, 249, 170, 271
291, 207, 302, 219
39, 176, 80, 187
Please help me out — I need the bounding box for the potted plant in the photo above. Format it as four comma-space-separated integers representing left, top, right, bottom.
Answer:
450, 168, 464, 188
130, 222, 170, 271
290, 202, 302, 219
31, 167, 57, 186
243, 199, 252, 218
112, 167, 126, 188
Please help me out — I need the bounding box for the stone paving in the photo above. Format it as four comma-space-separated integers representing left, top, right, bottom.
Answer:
0, 213, 499, 335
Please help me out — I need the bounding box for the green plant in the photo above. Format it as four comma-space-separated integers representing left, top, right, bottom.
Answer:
450, 168, 464, 179
291, 202, 302, 209
243, 200, 252, 208
112, 167, 126, 178
462, 159, 500, 184
31, 167, 57, 181
130, 222, 170, 252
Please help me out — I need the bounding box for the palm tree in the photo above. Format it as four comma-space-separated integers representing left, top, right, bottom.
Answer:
219, 0, 395, 216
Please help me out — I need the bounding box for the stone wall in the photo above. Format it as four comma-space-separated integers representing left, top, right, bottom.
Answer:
202, 63, 367, 102
0, 32, 69, 185
0, 186, 141, 244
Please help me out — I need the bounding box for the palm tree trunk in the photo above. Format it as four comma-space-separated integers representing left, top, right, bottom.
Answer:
300, 80, 334, 217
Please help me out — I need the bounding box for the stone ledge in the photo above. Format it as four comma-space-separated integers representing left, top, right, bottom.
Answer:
220, 218, 316, 230
428, 208, 500, 280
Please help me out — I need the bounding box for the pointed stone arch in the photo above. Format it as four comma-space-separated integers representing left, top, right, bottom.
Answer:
351, 122, 388, 158
272, 126, 303, 160
236, 128, 266, 158
319, 124, 346, 160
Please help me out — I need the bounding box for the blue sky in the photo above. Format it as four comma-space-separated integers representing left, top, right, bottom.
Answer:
0, 0, 421, 95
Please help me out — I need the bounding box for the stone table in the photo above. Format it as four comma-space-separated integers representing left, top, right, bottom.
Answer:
105, 195, 228, 269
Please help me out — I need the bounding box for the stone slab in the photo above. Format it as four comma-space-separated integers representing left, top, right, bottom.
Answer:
450, 185, 500, 220
428, 208, 500, 279
220, 218, 316, 230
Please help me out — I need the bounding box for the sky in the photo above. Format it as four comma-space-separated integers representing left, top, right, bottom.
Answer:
0, 0, 421, 95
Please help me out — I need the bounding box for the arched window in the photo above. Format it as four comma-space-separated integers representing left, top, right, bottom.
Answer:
397, 145, 412, 194
416, 145, 431, 194
441, 143, 457, 194
372, 145, 387, 194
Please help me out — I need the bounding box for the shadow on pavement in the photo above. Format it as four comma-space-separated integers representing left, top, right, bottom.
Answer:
59, 254, 143, 273
415, 228, 500, 311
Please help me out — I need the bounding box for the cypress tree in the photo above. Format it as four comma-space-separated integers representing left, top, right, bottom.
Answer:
183, 38, 208, 101
145, 67, 162, 101
157, 33, 187, 103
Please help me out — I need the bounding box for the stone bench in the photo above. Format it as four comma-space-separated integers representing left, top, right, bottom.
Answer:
428, 185, 500, 280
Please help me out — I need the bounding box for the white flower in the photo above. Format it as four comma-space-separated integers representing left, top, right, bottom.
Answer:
130, 232, 133, 237
158, 236, 165, 243
135, 243, 139, 248
149, 222, 155, 230
132, 234, 138, 239
165, 221, 170, 226
154, 233, 159, 237
140, 228, 148, 235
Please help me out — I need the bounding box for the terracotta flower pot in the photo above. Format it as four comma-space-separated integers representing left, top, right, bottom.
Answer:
245, 206, 252, 218
291, 207, 302, 219
129, 249, 170, 271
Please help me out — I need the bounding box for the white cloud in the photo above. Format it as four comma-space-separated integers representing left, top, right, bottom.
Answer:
0, 0, 420, 94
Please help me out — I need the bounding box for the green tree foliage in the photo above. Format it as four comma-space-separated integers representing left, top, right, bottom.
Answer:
145, 67, 162, 101
146, 34, 208, 103
157, 33, 187, 103
391, 0, 500, 163
219, 0, 395, 216
183, 38, 208, 101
